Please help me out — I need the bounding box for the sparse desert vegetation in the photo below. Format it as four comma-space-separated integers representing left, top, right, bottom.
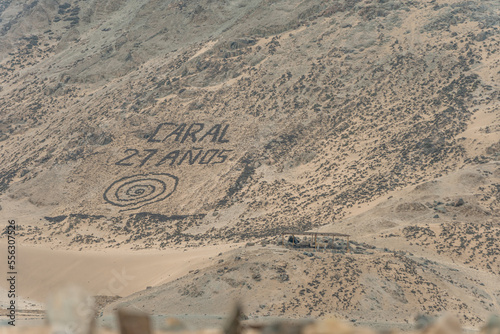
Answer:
0, 0, 498, 330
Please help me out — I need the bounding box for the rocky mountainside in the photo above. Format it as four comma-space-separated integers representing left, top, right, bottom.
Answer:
103, 163, 499, 328
1, 0, 499, 329
1, 0, 498, 245
105, 245, 497, 328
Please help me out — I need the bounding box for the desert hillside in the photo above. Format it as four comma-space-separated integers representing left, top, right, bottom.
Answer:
104, 163, 500, 328
0, 0, 498, 237
0, 0, 498, 330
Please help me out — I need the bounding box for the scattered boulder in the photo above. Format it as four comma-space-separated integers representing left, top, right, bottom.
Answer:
451, 198, 465, 207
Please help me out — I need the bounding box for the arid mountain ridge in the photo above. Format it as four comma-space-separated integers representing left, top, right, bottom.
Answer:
0, 0, 499, 245
1, 0, 500, 329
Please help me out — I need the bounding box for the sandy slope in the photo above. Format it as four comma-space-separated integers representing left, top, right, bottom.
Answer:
319, 162, 500, 239
102, 163, 500, 329
0, 0, 499, 330
104, 245, 499, 330
0, 0, 499, 241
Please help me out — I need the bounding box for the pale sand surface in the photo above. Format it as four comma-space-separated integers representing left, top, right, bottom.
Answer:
0, 241, 241, 305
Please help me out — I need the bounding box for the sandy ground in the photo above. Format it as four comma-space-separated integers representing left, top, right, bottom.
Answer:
0, 241, 241, 306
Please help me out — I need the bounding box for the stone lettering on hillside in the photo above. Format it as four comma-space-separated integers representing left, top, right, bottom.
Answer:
104, 122, 232, 209
114, 123, 233, 167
